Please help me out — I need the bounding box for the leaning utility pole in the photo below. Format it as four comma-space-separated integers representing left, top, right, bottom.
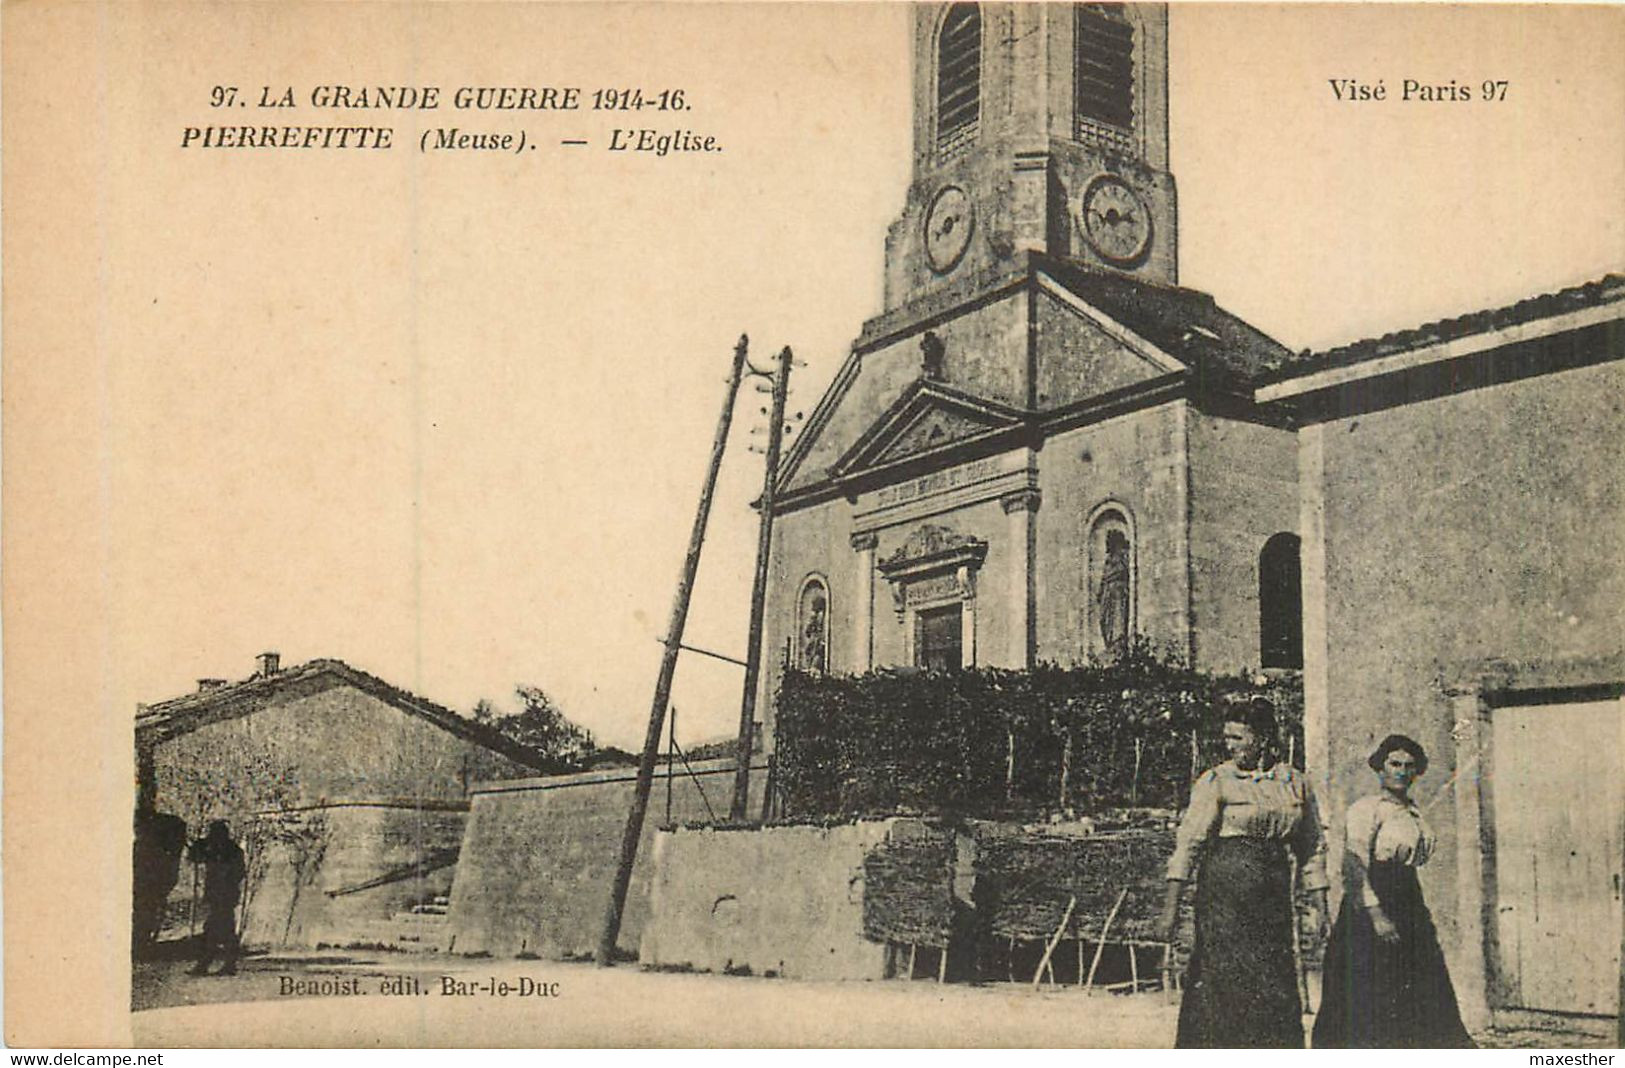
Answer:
597, 335, 750, 966
729, 346, 793, 820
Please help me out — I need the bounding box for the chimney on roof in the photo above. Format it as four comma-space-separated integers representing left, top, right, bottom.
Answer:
197, 678, 227, 692
255, 651, 281, 677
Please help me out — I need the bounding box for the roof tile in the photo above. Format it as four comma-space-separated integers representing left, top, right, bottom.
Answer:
1257, 273, 1625, 386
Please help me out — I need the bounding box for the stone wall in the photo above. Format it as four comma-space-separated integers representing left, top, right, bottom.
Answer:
639, 818, 1191, 984
639, 820, 896, 980
1306, 357, 1624, 1020
446, 758, 768, 959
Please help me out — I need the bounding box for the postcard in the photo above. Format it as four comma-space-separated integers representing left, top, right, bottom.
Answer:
4, 1, 1622, 1049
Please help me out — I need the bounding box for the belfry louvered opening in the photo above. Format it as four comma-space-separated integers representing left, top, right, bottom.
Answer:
936, 4, 981, 159
1075, 4, 1135, 136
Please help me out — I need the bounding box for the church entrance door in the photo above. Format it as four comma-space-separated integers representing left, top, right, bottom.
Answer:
915, 605, 963, 673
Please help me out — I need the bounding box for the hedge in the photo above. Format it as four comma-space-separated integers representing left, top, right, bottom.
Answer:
774, 642, 1303, 821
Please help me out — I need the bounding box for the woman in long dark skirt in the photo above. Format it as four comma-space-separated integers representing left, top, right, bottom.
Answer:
1313, 734, 1474, 1048
1158, 699, 1329, 1048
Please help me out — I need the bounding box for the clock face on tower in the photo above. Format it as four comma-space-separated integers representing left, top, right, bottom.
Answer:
1080, 175, 1152, 266
923, 185, 974, 274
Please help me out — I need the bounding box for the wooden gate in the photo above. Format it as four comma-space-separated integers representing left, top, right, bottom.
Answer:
1488, 697, 1623, 1018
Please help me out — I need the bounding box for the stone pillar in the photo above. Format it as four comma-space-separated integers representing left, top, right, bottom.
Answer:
1000, 488, 1041, 668
1445, 687, 1493, 1032
1172, 400, 1195, 666
849, 532, 877, 673
959, 565, 977, 670
1298, 423, 1336, 900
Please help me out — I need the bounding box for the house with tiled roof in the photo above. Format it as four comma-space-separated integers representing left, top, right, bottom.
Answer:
1256, 273, 1624, 1032
136, 654, 550, 952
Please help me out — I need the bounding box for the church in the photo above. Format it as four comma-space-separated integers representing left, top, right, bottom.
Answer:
762, 3, 1299, 699
753, 3, 1623, 1034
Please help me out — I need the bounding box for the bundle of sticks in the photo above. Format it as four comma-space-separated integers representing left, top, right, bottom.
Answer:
860, 830, 955, 948
974, 828, 1176, 943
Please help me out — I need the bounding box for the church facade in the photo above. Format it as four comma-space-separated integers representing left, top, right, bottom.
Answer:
755, 2, 1623, 1031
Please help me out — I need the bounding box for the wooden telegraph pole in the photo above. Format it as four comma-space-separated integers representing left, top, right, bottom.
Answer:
730, 347, 792, 821
597, 335, 751, 966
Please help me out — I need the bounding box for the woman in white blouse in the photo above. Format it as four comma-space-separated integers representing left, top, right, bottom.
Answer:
1312, 734, 1474, 1047
1157, 698, 1329, 1048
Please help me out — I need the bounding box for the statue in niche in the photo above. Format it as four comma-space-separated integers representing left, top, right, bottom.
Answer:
801, 589, 828, 672
920, 331, 946, 382
1097, 529, 1131, 657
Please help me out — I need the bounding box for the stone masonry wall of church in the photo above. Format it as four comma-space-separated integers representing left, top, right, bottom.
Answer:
757, 498, 860, 751
761, 491, 1020, 690
885, 4, 1175, 305
915, 291, 1030, 407
1186, 412, 1299, 674
762, 500, 853, 683
1314, 358, 1625, 962
763, 291, 1038, 727
1034, 401, 1190, 664
1033, 291, 1163, 409
887, 7, 1031, 307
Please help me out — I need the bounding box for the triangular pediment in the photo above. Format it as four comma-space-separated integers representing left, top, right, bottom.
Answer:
831, 381, 1025, 477
879, 406, 997, 463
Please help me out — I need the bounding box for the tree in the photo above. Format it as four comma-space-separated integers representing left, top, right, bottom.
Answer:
472, 686, 600, 771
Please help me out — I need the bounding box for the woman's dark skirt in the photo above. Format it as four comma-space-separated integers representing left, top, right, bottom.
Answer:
1312, 862, 1474, 1048
1176, 837, 1305, 1048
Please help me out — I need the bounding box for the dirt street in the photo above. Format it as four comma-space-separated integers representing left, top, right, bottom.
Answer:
133, 949, 1613, 1048
135, 949, 1182, 1047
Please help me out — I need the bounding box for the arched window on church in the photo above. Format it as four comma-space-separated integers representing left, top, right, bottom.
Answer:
1074, 4, 1135, 139
1087, 506, 1135, 660
797, 575, 830, 674
936, 4, 981, 159
1259, 533, 1303, 670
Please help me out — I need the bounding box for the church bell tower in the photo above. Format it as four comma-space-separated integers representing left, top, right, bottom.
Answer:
882, 3, 1177, 311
